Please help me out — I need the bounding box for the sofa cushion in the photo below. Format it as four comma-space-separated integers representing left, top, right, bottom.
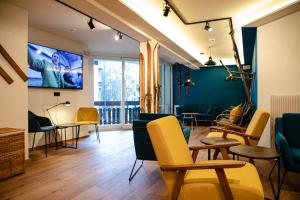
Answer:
229, 104, 243, 123
282, 113, 300, 148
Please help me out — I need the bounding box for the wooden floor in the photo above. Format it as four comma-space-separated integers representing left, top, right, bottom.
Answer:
1, 126, 300, 200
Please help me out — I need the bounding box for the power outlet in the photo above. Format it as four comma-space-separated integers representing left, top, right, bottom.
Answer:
54, 92, 60, 96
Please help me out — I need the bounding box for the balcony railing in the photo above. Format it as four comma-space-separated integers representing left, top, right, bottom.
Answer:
94, 101, 140, 125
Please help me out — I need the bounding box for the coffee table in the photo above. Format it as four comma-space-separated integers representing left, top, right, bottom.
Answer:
200, 137, 240, 160
229, 145, 281, 200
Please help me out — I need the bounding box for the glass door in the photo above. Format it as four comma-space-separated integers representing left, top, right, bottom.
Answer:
123, 60, 140, 128
94, 58, 139, 129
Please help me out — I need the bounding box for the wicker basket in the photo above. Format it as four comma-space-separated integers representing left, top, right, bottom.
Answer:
0, 128, 25, 180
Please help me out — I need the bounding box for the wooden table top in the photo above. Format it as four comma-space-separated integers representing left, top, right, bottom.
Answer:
56, 123, 80, 128
182, 113, 200, 115
229, 145, 280, 159
200, 137, 240, 146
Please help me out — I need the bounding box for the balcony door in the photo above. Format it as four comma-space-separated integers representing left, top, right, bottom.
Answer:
94, 59, 139, 129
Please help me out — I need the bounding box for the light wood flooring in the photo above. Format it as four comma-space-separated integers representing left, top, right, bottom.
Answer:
0, 126, 300, 200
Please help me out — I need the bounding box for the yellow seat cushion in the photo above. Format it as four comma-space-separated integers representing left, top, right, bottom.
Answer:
207, 131, 246, 145
177, 161, 263, 200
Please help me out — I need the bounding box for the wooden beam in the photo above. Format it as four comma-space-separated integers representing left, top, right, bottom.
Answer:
0, 44, 28, 82
0, 66, 13, 84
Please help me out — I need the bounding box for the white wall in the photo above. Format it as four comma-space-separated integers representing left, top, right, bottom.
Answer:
0, 2, 29, 158
257, 11, 300, 147
28, 27, 94, 149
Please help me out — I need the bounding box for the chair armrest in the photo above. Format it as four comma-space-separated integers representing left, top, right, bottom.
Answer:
275, 131, 294, 167
161, 160, 246, 171
214, 122, 247, 131
189, 143, 240, 161
189, 143, 240, 151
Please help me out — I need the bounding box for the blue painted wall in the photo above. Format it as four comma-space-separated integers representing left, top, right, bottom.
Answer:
242, 27, 257, 109
173, 64, 246, 112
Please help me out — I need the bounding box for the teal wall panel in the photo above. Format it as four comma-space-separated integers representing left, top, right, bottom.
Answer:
173, 64, 246, 112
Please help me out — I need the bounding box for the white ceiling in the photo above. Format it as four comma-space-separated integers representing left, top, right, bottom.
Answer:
118, 0, 299, 66
7, 0, 299, 67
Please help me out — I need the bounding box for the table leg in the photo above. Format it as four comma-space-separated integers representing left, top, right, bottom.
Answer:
220, 148, 230, 160
213, 149, 220, 160
75, 125, 80, 149
44, 131, 48, 157
269, 158, 283, 200
64, 128, 67, 147
55, 129, 58, 150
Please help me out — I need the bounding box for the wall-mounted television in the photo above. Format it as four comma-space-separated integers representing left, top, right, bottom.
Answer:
28, 42, 83, 89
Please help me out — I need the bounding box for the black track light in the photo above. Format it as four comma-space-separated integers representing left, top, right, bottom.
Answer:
163, 2, 171, 17
114, 32, 123, 41
204, 22, 212, 32
88, 18, 95, 30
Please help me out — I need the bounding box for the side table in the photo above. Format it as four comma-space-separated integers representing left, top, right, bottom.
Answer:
200, 137, 240, 160
56, 123, 81, 149
229, 145, 281, 200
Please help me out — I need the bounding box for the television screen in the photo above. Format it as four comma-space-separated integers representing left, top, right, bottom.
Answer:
28, 42, 83, 89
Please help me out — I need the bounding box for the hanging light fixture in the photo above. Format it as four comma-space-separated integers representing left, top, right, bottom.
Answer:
182, 78, 195, 87
205, 46, 216, 66
204, 22, 212, 32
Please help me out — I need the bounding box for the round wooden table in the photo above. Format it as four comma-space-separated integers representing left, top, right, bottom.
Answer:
200, 137, 240, 160
229, 145, 281, 200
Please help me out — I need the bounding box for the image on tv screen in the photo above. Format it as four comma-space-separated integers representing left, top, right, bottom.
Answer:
28, 42, 83, 89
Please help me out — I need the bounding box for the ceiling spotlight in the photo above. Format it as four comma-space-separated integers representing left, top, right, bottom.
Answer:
88, 18, 95, 30
114, 32, 123, 41
204, 22, 212, 32
163, 2, 171, 17
205, 46, 216, 66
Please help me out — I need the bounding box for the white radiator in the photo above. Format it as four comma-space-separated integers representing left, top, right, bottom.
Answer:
270, 95, 300, 147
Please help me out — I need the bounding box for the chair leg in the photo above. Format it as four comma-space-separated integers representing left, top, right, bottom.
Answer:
55, 129, 58, 150
129, 158, 144, 182
95, 124, 100, 143
32, 132, 36, 151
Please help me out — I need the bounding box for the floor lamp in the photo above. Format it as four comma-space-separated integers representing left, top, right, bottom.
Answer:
46, 101, 71, 125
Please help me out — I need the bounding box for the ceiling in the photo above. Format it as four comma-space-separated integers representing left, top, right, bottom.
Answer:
119, 0, 299, 66
6, 0, 186, 63
7, 0, 300, 67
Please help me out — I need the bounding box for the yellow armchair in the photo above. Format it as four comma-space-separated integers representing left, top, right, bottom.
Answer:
76, 107, 100, 143
146, 116, 264, 200
208, 109, 270, 146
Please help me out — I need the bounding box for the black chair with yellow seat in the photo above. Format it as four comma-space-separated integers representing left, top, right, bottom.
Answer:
76, 107, 100, 143
146, 116, 264, 200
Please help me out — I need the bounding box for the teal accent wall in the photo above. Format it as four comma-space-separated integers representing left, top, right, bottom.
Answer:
173, 64, 246, 112
251, 39, 258, 110
242, 27, 257, 110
